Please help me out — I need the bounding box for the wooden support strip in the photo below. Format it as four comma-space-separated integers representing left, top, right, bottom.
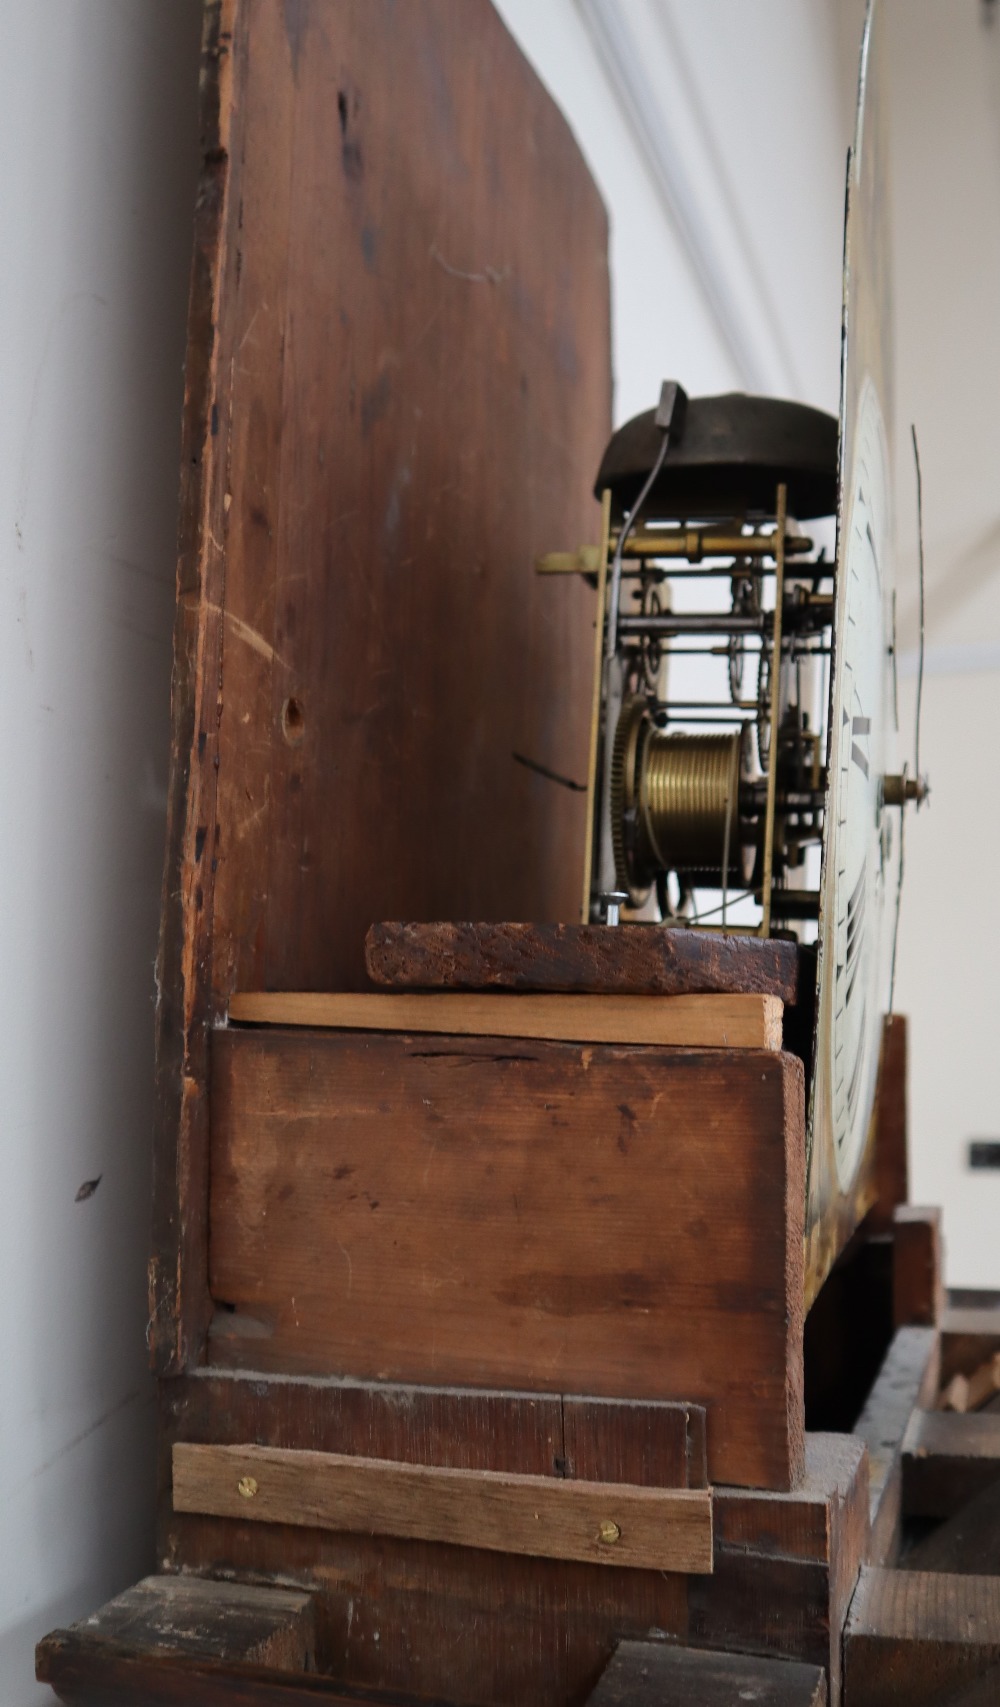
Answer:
844, 1566, 1000, 1707
903, 1410, 1000, 1519
227, 989, 783, 1050
172, 1442, 713, 1574
586, 1640, 827, 1706
853, 1325, 939, 1564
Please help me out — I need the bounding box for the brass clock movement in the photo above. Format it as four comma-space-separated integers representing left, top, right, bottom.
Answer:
541, 0, 927, 1295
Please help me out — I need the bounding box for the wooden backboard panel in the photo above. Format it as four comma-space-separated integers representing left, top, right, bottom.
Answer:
153, 0, 610, 1365
208, 0, 609, 998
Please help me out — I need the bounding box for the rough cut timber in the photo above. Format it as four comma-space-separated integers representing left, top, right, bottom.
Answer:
865, 1015, 909, 1233
843, 1566, 1000, 1707
39, 1576, 316, 1672
894, 1205, 944, 1328
902, 1410, 1000, 1520
365, 920, 803, 1001
209, 1029, 806, 1490
151, 0, 611, 1373
227, 990, 784, 1049
163, 1375, 866, 1705
586, 1641, 827, 1707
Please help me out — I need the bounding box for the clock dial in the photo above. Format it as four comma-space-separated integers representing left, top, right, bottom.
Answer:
825, 377, 896, 1187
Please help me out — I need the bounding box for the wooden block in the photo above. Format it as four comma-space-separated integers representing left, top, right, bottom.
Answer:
905, 1478, 1000, 1576
844, 1565, 1000, 1707
903, 1410, 1000, 1519
853, 1326, 940, 1564
227, 989, 784, 1051
365, 920, 802, 1001
162, 1378, 864, 1705
940, 1356, 1000, 1415
172, 1442, 714, 1574
894, 1205, 943, 1328
36, 1638, 394, 1705
586, 1640, 826, 1706
865, 1015, 909, 1233
209, 1029, 806, 1490
49, 1575, 315, 1671
941, 1307, 1000, 1387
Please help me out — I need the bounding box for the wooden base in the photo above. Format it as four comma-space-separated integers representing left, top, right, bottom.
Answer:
209, 1026, 806, 1490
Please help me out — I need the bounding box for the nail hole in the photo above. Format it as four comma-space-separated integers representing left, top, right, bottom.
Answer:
281, 697, 305, 745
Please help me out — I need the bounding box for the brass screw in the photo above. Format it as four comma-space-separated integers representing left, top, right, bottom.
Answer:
598, 1519, 621, 1545
237, 1475, 258, 1500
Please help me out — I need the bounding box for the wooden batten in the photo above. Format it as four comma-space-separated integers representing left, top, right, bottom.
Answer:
172, 1442, 713, 1574
227, 989, 784, 1051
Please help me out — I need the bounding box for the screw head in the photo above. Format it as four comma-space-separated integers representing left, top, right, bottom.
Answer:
237, 1475, 258, 1499
598, 1518, 621, 1545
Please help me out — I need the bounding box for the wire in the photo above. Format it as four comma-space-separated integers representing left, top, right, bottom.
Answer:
682, 889, 755, 926
605, 430, 673, 659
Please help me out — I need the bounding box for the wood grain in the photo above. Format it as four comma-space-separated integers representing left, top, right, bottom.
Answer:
161, 1376, 865, 1702
172, 1442, 713, 1573
587, 1641, 827, 1707
844, 1566, 1000, 1707
365, 921, 803, 1002
152, 0, 611, 1371
209, 1029, 806, 1490
227, 990, 783, 1050
853, 1325, 940, 1565
37, 1576, 315, 1673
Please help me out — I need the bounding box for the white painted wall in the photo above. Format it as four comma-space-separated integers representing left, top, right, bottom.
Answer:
0, 4, 202, 1700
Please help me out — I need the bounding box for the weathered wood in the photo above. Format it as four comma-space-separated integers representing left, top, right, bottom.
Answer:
36, 1634, 431, 1706
209, 1029, 806, 1490
365, 920, 803, 1001
42, 1577, 314, 1672
843, 1566, 1000, 1707
903, 1410, 1000, 1519
172, 1370, 707, 1493
865, 1015, 908, 1234
162, 1378, 865, 1704
905, 1478, 1000, 1576
152, 0, 611, 1372
172, 1442, 714, 1573
853, 1326, 940, 1564
586, 1640, 826, 1706
894, 1206, 943, 1329
562, 1395, 708, 1489
227, 989, 783, 1050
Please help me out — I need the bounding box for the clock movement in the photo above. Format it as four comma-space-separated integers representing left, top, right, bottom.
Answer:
540, 0, 927, 1298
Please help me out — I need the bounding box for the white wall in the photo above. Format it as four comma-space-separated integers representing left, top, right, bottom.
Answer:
0, 4, 202, 1700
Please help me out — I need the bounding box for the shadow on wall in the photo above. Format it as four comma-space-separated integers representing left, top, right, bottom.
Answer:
0, 3, 203, 1700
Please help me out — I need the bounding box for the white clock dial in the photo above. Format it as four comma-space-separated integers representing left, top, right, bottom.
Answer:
822, 375, 897, 1189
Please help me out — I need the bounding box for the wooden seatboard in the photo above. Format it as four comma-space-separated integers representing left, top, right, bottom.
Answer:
366, 921, 803, 1001
209, 1030, 806, 1490
227, 990, 783, 1050
163, 1374, 865, 1704
172, 1442, 713, 1574
152, 0, 611, 1373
